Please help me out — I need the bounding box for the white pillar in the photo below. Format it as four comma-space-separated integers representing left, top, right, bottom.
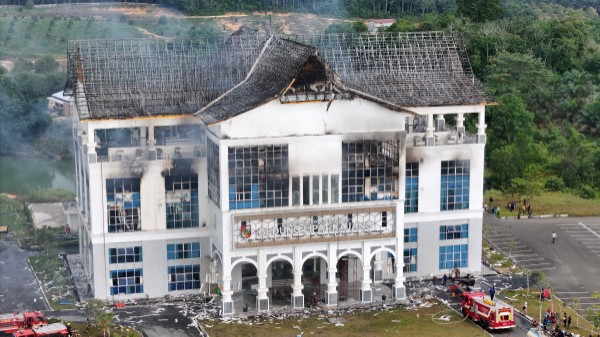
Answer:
476, 109, 487, 144
221, 276, 234, 316
325, 244, 338, 306
436, 114, 445, 131
86, 123, 97, 163
400, 114, 406, 132
426, 113, 435, 146
147, 121, 157, 160
394, 202, 406, 300
373, 254, 384, 282
292, 247, 304, 308
360, 265, 372, 303
257, 250, 270, 311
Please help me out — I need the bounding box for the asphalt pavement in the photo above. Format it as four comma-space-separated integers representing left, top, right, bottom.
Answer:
484, 213, 600, 314
0, 240, 47, 312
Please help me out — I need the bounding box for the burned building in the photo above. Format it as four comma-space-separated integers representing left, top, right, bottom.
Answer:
66, 28, 491, 314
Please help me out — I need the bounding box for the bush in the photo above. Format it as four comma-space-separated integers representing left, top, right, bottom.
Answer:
577, 185, 597, 199
545, 176, 565, 192
158, 15, 167, 25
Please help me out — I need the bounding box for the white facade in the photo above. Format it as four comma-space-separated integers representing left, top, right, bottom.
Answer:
73, 95, 486, 314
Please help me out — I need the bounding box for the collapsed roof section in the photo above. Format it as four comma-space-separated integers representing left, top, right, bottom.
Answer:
65, 28, 491, 122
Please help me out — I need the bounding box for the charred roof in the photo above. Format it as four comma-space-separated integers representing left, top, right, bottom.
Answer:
65, 28, 490, 123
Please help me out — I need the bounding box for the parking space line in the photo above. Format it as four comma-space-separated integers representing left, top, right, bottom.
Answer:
578, 222, 600, 238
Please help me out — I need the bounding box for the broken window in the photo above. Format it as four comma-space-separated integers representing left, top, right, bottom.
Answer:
403, 248, 417, 273
342, 140, 399, 202
106, 178, 141, 232
155, 124, 204, 146
228, 145, 289, 209
165, 175, 199, 229
405, 162, 419, 213
95, 128, 143, 159
207, 139, 220, 207
168, 265, 200, 291
110, 268, 143, 295
439, 224, 468, 240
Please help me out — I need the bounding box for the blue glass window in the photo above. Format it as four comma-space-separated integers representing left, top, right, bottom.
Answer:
439, 244, 469, 270
439, 224, 469, 240
165, 175, 199, 229
109, 247, 142, 264
403, 248, 417, 272
167, 242, 200, 260
168, 265, 201, 291
404, 227, 418, 243
110, 269, 143, 295
440, 160, 470, 211
405, 162, 419, 213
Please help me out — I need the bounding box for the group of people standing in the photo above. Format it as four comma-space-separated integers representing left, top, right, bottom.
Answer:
484, 197, 533, 218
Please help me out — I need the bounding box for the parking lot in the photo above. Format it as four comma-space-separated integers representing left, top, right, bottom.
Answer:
485, 213, 600, 314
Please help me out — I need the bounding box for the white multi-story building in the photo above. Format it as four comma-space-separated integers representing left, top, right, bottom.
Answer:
66, 28, 490, 315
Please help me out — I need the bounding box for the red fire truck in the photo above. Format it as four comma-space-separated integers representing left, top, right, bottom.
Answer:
461, 291, 516, 330
0, 312, 46, 335
11, 323, 69, 337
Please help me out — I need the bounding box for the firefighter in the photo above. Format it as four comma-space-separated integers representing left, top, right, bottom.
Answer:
66, 322, 74, 337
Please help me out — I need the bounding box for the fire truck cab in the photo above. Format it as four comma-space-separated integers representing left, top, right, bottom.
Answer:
11, 323, 69, 337
461, 291, 516, 330
0, 312, 46, 335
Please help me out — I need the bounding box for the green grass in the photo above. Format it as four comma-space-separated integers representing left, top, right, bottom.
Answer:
500, 289, 597, 336
201, 302, 489, 337
0, 194, 30, 237
485, 190, 600, 217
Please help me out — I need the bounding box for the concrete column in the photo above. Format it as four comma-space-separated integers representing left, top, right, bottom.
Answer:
373, 253, 384, 283
436, 114, 445, 131
476, 110, 487, 144
256, 251, 269, 312
147, 121, 157, 160
86, 123, 97, 163
407, 116, 414, 133
221, 276, 234, 316
456, 113, 465, 135
292, 247, 304, 308
140, 126, 147, 148
325, 244, 338, 306
400, 115, 406, 132
426, 113, 435, 146
360, 265, 372, 303
393, 235, 406, 300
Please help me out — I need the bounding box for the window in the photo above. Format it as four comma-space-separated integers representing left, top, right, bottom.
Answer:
207, 139, 220, 207
167, 242, 200, 260
110, 269, 143, 295
322, 176, 329, 204
312, 175, 320, 205
439, 244, 468, 269
106, 178, 141, 232
342, 140, 399, 202
292, 177, 300, 206
302, 176, 310, 205
404, 248, 417, 272
109, 247, 142, 264
440, 224, 469, 240
382, 211, 387, 227
405, 162, 419, 213
168, 265, 200, 291
228, 145, 289, 209
165, 175, 199, 229
404, 227, 418, 242
331, 174, 339, 203
440, 160, 470, 211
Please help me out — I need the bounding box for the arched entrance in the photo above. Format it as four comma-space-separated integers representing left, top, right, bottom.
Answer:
336, 254, 362, 302
301, 256, 327, 307
231, 262, 258, 311
267, 259, 293, 306
369, 248, 397, 302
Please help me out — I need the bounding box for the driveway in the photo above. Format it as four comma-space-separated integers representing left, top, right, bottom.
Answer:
484, 213, 600, 314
